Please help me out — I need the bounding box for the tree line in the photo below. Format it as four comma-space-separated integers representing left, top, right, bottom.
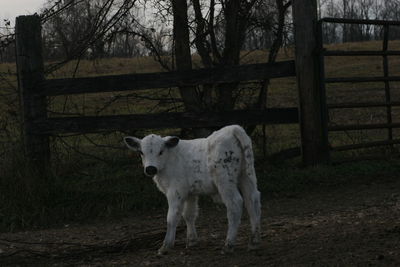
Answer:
1, 0, 400, 63
320, 0, 400, 43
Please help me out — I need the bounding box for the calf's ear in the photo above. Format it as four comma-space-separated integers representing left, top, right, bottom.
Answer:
165, 136, 179, 148
123, 136, 141, 151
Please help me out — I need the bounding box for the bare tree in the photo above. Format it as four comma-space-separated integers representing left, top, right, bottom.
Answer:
42, 0, 137, 63
171, 0, 202, 113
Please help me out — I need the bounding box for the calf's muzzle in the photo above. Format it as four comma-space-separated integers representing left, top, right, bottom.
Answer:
145, 166, 158, 176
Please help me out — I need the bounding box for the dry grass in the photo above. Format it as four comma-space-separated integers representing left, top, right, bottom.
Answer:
1, 40, 400, 154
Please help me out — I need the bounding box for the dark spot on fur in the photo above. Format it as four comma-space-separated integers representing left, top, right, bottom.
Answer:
192, 160, 202, 173
223, 151, 235, 163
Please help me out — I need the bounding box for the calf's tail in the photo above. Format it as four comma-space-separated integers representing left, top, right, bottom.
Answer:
231, 125, 257, 185
232, 125, 261, 242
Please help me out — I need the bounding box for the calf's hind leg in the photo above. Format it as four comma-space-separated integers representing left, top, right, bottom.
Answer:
240, 177, 261, 250
218, 185, 243, 254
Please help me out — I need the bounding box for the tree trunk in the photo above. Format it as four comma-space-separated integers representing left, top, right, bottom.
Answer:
172, 0, 212, 137
171, 0, 202, 113
217, 0, 248, 111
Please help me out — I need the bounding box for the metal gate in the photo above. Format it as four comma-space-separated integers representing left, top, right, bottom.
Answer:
317, 17, 400, 153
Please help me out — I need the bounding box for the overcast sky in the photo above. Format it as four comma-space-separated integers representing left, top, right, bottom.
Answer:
1, 0, 45, 24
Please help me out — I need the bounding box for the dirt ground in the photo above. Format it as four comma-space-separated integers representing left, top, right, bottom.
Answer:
1, 177, 400, 266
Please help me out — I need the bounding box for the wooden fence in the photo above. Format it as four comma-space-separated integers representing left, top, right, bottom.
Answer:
15, 16, 302, 174
16, 0, 329, 174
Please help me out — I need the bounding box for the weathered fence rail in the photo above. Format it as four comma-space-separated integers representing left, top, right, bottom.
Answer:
42, 61, 295, 96
33, 109, 299, 135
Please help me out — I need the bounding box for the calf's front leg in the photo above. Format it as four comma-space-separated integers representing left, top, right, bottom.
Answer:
158, 191, 183, 255
183, 195, 199, 247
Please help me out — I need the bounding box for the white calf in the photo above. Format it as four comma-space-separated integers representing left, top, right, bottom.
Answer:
123, 125, 261, 254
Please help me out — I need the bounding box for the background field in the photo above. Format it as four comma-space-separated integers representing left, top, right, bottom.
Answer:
1, 40, 400, 233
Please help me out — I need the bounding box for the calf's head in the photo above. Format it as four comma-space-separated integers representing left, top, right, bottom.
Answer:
123, 134, 179, 176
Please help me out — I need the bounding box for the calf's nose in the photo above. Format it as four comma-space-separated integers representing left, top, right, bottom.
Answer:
145, 166, 158, 176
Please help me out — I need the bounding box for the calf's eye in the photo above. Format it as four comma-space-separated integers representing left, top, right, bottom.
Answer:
159, 150, 164, 156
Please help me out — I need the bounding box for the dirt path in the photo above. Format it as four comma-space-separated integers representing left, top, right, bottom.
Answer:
1, 178, 400, 266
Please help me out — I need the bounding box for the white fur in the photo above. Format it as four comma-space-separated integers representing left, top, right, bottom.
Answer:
124, 125, 261, 254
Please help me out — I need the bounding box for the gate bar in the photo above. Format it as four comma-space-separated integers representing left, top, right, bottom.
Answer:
324, 50, 400, 56
325, 76, 400, 83
328, 123, 400, 131
382, 25, 393, 141
321, 17, 400, 26
328, 101, 400, 109
332, 139, 400, 151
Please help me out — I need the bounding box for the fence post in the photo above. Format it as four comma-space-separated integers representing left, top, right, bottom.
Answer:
292, 0, 329, 165
15, 15, 50, 179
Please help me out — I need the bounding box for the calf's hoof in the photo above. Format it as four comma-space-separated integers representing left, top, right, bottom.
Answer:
157, 244, 170, 255
221, 243, 234, 255
247, 241, 261, 251
186, 238, 198, 248
248, 232, 261, 251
